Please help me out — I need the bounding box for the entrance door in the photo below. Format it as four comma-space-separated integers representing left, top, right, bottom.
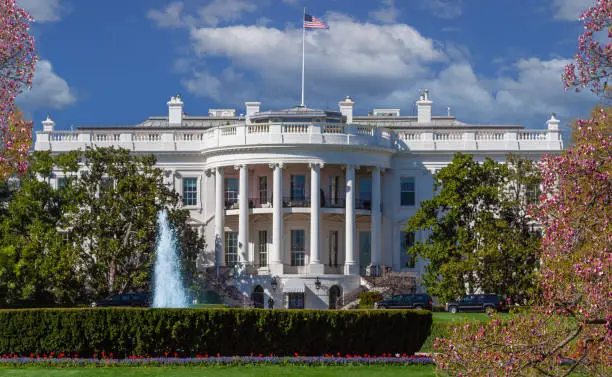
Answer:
251, 285, 264, 308
329, 285, 342, 309
359, 231, 371, 274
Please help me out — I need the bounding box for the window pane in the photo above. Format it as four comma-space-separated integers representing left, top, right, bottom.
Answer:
291, 229, 305, 266
258, 230, 268, 267
224, 178, 239, 205
291, 175, 305, 200
400, 231, 416, 268
182, 178, 198, 206
400, 177, 416, 206
225, 232, 238, 267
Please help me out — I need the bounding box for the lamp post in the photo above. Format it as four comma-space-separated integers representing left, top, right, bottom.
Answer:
314, 276, 322, 291
271, 276, 278, 292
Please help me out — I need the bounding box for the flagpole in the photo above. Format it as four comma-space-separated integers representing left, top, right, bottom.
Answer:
301, 7, 306, 107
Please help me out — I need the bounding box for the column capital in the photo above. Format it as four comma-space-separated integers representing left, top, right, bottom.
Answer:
342, 164, 359, 171
234, 164, 247, 170
204, 168, 214, 177
268, 162, 285, 169
308, 162, 324, 169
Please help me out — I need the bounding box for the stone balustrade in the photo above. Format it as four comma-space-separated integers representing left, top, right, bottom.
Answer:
35, 122, 562, 153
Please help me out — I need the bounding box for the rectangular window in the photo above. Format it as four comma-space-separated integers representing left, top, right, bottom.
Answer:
225, 231, 238, 267
259, 176, 268, 204
57, 177, 67, 189
329, 230, 339, 266
328, 175, 340, 206
224, 177, 239, 207
526, 183, 540, 205
290, 229, 305, 266
358, 177, 372, 209
258, 230, 268, 267
400, 231, 416, 268
182, 177, 198, 206
100, 177, 113, 194
400, 177, 416, 206
288, 293, 305, 309
290, 175, 306, 201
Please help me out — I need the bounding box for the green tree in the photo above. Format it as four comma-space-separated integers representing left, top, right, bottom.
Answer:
406, 153, 541, 303
62, 147, 205, 299
0, 151, 79, 307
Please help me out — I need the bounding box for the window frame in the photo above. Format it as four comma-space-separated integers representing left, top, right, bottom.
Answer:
182, 177, 198, 206
290, 229, 305, 266
225, 231, 238, 267
400, 176, 416, 206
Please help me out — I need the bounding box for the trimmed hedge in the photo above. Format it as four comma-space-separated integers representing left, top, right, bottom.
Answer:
419, 322, 453, 352
0, 308, 432, 358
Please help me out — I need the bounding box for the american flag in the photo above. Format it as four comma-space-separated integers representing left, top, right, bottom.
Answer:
304, 14, 329, 30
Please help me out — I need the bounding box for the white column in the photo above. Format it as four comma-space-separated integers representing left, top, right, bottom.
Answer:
344, 164, 357, 275
309, 163, 324, 274
214, 167, 225, 266
270, 163, 284, 275
237, 164, 249, 266
371, 166, 381, 274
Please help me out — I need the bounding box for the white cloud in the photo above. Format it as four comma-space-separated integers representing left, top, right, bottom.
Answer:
17, 0, 62, 22
551, 0, 593, 20
148, 0, 257, 29
155, 8, 595, 127
16, 60, 77, 110
370, 0, 399, 24
147, 1, 186, 28
421, 0, 463, 19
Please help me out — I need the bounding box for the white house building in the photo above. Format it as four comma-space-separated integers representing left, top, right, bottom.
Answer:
34, 91, 563, 309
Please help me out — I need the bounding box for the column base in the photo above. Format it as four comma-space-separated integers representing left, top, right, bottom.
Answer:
269, 263, 284, 276
344, 263, 359, 276
367, 264, 382, 277
308, 263, 324, 275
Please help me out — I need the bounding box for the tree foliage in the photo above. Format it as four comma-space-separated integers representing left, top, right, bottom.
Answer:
406, 153, 541, 303
0, 147, 206, 306
436, 2, 611, 374
0, 0, 38, 179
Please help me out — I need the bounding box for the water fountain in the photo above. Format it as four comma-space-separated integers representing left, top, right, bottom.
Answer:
152, 210, 189, 308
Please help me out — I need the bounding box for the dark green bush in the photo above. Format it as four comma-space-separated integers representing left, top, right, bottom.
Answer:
358, 291, 383, 309
0, 308, 432, 357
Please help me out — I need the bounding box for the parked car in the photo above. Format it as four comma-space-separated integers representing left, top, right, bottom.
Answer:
91, 293, 150, 308
445, 294, 506, 313
374, 293, 433, 310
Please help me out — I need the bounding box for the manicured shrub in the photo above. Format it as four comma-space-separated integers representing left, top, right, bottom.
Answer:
419, 322, 452, 352
0, 308, 432, 358
358, 291, 383, 309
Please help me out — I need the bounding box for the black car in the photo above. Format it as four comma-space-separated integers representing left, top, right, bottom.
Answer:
445, 294, 506, 313
91, 293, 150, 308
374, 293, 433, 310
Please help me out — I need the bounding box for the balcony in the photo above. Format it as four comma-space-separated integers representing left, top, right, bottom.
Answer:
355, 197, 372, 210
322, 195, 345, 209
248, 197, 273, 209
283, 196, 310, 208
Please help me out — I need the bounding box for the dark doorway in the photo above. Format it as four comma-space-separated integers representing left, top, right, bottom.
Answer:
329, 285, 343, 309
251, 285, 264, 308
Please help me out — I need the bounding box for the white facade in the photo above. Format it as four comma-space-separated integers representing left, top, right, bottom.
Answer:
34, 92, 563, 309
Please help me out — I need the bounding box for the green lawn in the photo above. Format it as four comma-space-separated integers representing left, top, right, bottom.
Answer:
0, 365, 435, 377
432, 312, 498, 323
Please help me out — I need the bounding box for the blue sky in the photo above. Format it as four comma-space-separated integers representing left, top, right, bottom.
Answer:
15, 0, 601, 133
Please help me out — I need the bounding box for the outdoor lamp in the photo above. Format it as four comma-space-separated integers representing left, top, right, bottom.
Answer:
314, 277, 322, 290
271, 276, 278, 291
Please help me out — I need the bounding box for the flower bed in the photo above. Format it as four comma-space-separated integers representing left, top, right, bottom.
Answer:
0, 354, 435, 367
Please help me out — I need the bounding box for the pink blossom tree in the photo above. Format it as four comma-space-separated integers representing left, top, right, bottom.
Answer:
0, 0, 38, 180
435, 1, 611, 376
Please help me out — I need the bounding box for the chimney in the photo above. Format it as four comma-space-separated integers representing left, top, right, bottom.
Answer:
338, 96, 355, 123
42, 115, 55, 132
547, 113, 560, 130
416, 89, 432, 124
167, 94, 184, 126
245, 102, 261, 124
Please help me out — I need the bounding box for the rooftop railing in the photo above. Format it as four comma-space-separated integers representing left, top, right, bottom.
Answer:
35, 122, 562, 153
